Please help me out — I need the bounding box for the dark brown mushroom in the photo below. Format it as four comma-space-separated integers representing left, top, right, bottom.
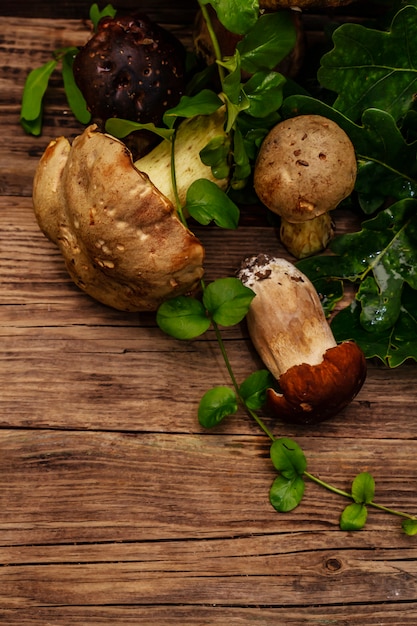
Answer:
73, 14, 186, 131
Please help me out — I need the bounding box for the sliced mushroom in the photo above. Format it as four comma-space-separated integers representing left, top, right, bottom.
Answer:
32, 125, 204, 312
238, 254, 367, 424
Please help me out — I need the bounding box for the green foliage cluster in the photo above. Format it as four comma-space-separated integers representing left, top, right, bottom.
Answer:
289, 1, 417, 366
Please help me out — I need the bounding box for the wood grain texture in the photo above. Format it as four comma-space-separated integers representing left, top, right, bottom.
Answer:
1, 4, 417, 623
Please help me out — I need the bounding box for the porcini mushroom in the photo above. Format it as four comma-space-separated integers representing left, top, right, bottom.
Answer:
254, 115, 357, 258
238, 254, 366, 424
73, 13, 186, 128
32, 125, 204, 312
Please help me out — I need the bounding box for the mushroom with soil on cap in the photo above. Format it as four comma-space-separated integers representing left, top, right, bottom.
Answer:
253, 115, 357, 258
238, 254, 367, 424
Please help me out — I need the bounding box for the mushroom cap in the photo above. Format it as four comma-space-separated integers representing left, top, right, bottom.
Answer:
73, 14, 186, 127
268, 341, 367, 425
32, 125, 205, 312
254, 115, 357, 223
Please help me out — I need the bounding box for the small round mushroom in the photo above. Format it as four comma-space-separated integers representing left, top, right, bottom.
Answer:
254, 115, 357, 258
32, 125, 205, 312
238, 254, 367, 425
73, 14, 186, 128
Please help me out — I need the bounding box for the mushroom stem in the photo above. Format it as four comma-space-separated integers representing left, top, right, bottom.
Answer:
280, 213, 334, 259
134, 107, 230, 208
238, 254, 367, 424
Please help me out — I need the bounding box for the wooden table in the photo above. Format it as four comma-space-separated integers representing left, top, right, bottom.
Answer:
1, 1, 417, 623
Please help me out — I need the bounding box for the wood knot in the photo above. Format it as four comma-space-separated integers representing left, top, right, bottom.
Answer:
325, 557, 342, 572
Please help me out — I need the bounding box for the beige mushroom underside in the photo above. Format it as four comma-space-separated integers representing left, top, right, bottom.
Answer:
32, 125, 204, 312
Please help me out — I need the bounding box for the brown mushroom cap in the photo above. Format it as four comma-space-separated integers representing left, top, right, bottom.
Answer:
254, 115, 357, 223
73, 14, 186, 128
32, 125, 204, 312
268, 341, 367, 425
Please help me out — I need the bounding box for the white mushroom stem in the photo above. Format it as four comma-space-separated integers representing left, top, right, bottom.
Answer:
280, 213, 334, 259
238, 255, 336, 379
135, 107, 229, 207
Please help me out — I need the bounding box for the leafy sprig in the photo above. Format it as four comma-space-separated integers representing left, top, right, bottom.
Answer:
157, 273, 417, 535
20, 3, 116, 135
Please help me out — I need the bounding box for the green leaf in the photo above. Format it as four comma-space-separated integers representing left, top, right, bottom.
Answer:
299, 199, 417, 333
244, 71, 286, 119
198, 386, 238, 428
20, 59, 57, 132
239, 369, 275, 410
203, 277, 255, 326
318, 5, 417, 122
156, 296, 210, 340
402, 518, 417, 536
62, 49, 91, 125
351, 472, 375, 505
269, 474, 305, 513
270, 438, 307, 479
238, 11, 297, 74
331, 285, 417, 367
232, 126, 251, 183
185, 179, 240, 229
105, 118, 174, 141
310, 277, 344, 317
199, 135, 231, 180
202, 0, 259, 35
340, 503, 368, 531
163, 90, 223, 128
89, 3, 117, 31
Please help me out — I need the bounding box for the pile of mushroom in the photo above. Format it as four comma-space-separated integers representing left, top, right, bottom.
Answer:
238, 254, 367, 424
253, 114, 357, 258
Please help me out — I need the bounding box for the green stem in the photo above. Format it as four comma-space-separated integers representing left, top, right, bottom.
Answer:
170, 131, 186, 225
304, 470, 416, 521
198, 1, 226, 84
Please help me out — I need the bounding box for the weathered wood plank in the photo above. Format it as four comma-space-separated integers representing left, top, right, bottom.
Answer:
0, 429, 415, 546
0, 531, 417, 607
1, 604, 417, 625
